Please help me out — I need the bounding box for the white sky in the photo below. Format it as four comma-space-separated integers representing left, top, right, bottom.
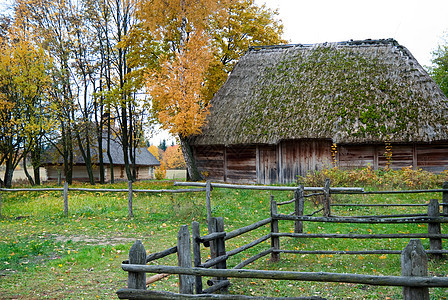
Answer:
255, 0, 448, 67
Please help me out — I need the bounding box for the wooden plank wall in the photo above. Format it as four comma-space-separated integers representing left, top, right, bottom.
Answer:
417, 143, 448, 172
194, 142, 448, 184
193, 145, 257, 183
338, 143, 448, 172
257, 145, 278, 184
278, 139, 332, 183
226, 146, 257, 183
193, 145, 225, 181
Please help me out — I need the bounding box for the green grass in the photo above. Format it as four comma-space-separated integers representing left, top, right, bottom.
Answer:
0, 180, 447, 299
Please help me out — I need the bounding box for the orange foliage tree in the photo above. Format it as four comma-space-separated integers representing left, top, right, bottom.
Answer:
147, 145, 161, 162
138, 0, 285, 180
162, 145, 186, 170
140, 0, 217, 180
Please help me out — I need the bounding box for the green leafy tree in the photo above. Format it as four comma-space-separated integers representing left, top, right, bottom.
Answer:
430, 41, 448, 97
0, 23, 51, 187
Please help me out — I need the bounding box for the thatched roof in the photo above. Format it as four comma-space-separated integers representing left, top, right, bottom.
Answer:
43, 137, 160, 167
192, 39, 448, 145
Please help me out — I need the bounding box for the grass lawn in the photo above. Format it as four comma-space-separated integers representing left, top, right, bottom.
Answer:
0, 180, 447, 299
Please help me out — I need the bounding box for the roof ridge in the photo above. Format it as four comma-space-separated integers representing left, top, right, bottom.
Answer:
248, 38, 399, 51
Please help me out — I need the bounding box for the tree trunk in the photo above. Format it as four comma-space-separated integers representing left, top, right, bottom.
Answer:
179, 136, 202, 181
31, 145, 41, 185
74, 125, 95, 185
98, 133, 105, 184
61, 122, 73, 185
22, 155, 35, 186
3, 159, 14, 188
121, 106, 134, 182
33, 166, 40, 186
107, 111, 114, 184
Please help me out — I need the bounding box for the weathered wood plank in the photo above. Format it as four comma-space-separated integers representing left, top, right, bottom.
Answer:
117, 288, 325, 299
225, 218, 271, 240
294, 186, 304, 233
275, 249, 448, 255
271, 233, 448, 239
233, 249, 273, 270
192, 221, 203, 294
201, 280, 231, 295
273, 214, 448, 224
146, 247, 177, 263
206, 181, 212, 222
128, 240, 146, 290
270, 197, 280, 262
177, 225, 194, 294
174, 182, 364, 193
215, 217, 227, 291
401, 239, 429, 299
323, 179, 331, 217
427, 199, 443, 259
226, 234, 271, 257
121, 265, 448, 287
197, 232, 227, 245
443, 182, 448, 216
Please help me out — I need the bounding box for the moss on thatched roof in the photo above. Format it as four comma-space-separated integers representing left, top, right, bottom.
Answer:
192, 39, 448, 145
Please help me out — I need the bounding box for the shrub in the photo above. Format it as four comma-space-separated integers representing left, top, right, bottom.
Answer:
154, 162, 167, 180
298, 166, 448, 189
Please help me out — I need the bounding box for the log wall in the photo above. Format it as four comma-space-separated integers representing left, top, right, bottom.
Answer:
338, 142, 448, 172
193, 141, 448, 184
193, 146, 225, 182
193, 145, 257, 183
278, 139, 332, 183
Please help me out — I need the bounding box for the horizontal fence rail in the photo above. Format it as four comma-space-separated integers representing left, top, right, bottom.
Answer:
271, 233, 448, 239
121, 264, 448, 288
273, 215, 448, 224
0, 181, 206, 218
174, 181, 364, 193
0, 187, 206, 193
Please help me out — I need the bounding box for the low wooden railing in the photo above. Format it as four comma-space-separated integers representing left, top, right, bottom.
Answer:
0, 181, 205, 218
117, 181, 448, 299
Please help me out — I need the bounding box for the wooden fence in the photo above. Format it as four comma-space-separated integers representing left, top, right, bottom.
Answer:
117, 181, 448, 299
0, 181, 206, 218
0, 179, 365, 219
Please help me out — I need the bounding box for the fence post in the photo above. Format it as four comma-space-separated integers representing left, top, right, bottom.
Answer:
323, 178, 331, 217
208, 218, 217, 262
443, 181, 448, 216
428, 199, 443, 259
63, 182, 68, 216
206, 180, 212, 223
294, 185, 304, 233
57, 170, 62, 186
192, 221, 203, 294
401, 239, 429, 300
128, 240, 146, 290
215, 217, 228, 292
270, 195, 280, 262
128, 180, 134, 218
177, 225, 194, 294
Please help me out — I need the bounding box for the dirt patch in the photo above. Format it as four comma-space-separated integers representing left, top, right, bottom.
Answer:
53, 234, 136, 245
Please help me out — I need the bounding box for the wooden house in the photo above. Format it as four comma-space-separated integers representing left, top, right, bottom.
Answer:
43, 137, 160, 182
190, 39, 448, 184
